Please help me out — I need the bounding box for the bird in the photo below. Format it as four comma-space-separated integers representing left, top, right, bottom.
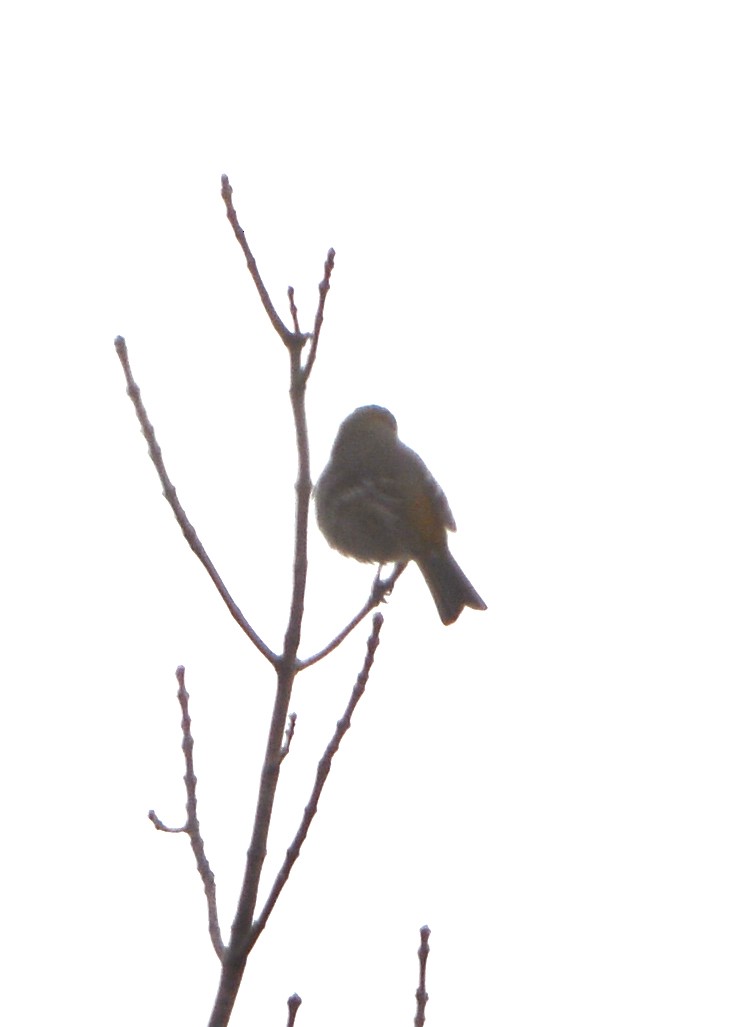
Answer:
314, 405, 486, 625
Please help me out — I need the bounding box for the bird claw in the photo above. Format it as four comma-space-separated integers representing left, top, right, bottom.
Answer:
369, 562, 407, 606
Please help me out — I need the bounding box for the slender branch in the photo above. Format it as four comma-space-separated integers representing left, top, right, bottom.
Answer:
114, 336, 277, 666
287, 286, 302, 334
148, 667, 224, 960
221, 174, 307, 351
298, 563, 405, 669
302, 247, 336, 382
283, 339, 311, 665
414, 925, 431, 1027
176, 666, 224, 960
247, 615, 383, 953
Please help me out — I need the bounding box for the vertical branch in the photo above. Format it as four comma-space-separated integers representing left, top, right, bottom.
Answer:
207, 368, 308, 1027
302, 248, 335, 382
147, 667, 224, 961
207, 183, 336, 1027
208, 659, 298, 1027
414, 925, 431, 1027
207, 332, 308, 1025
177, 666, 224, 960
284, 338, 311, 663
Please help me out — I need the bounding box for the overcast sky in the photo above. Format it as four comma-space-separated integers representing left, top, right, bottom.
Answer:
2, 2, 733, 1025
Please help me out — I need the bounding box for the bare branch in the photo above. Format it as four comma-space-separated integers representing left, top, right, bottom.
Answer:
114, 336, 277, 666
302, 247, 336, 382
287, 286, 302, 334
148, 667, 225, 960
176, 666, 224, 960
220, 174, 307, 352
128, 180, 357, 1025
209, 663, 297, 1026
207, 220, 330, 1020
148, 809, 187, 833
224, 211, 328, 952
247, 614, 384, 953
414, 925, 431, 1027
298, 563, 405, 669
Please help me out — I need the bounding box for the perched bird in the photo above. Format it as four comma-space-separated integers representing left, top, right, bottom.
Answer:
314, 405, 486, 625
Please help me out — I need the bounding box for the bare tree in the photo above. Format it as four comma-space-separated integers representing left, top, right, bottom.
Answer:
114, 176, 429, 1026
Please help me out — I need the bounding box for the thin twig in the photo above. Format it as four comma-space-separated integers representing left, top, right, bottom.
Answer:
414, 925, 431, 1027
221, 174, 306, 351
114, 336, 277, 666
286, 994, 302, 1027
287, 286, 301, 334
177, 667, 224, 959
148, 667, 225, 960
302, 248, 336, 382
247, 615, 384, 954
298, 563, 405, 669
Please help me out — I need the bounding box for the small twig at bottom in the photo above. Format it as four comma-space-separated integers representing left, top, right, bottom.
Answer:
414, 925, 431, 1027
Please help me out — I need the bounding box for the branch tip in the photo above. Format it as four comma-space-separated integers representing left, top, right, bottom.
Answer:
286, 993, 302, 1027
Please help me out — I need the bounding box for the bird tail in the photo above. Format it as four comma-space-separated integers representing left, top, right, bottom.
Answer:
416, 548, 487, 625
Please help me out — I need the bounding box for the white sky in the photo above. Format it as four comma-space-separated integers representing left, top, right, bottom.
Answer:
2, 2, 733, 1024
